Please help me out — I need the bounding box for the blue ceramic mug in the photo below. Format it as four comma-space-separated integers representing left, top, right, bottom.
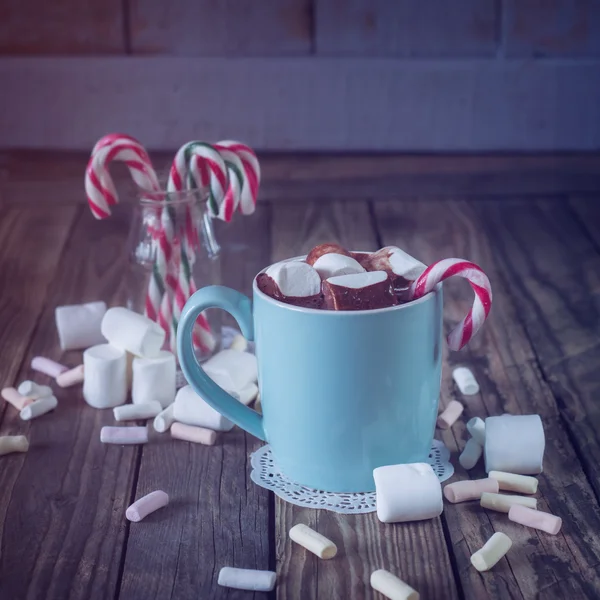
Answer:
178, 262, 443, 492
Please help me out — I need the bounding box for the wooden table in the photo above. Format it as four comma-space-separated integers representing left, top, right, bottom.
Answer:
1, 156, 600, 599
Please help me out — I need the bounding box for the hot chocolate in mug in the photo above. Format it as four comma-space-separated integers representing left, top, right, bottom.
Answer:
178, 255, 490, 492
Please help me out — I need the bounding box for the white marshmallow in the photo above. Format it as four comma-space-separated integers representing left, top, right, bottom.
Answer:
17, 381, 53, 400
131, 351, 176, 408
113, 401, 162, 422
153, 404, 175, 433
229, 334, 248, 352
485, 414, 545, 474
20, 395, 58, 420
289, 524, 337, 559
218, 567, 276, 592
203, 350, 258, 392
480, 492, 537, 513
459, 438, 483, 470
452, 367, 480, 395
313, 253, 365, 279
101, 307, 165, 358
126, 490, 169, 522
173, 385, 234, 432
471, 532, 512, 572
466, 417, 486, 446
0, 435, 29, 456
488, 471, 538, 495
370, 569, 419, 600
373, 463, 443, 523
371, 246, 427, 281
327, 270, 387, 289
55, 301, 107, 350
83, 344, 127, 409
265, 260, 321, 297
100, 426, 148, 444
238, 383, 259, 406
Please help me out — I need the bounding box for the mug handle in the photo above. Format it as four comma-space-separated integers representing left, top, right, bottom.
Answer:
177, 285, 266, 441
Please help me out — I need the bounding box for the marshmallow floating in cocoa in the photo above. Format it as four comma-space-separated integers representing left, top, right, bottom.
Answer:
358, 246, 426, 283
312, 253, 365, 279
257, 260, 323, 308
323, 271, 397, 311
305, 242, 351, 266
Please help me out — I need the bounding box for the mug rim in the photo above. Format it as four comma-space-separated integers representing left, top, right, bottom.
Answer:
253, 254, 441, 316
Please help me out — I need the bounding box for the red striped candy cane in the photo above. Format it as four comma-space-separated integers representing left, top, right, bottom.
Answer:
217, 140, 261, 215
203, 145, 244, 223
409, 259, 492, 351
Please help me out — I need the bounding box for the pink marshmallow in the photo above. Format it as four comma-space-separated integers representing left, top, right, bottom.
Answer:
56, 364, 84, 388
100, 426, 148, 445
508, 505, 562, 535
171, 422, 217, 446
31, 356, 68, 378
1, 387, 34, 411
444, 478, 499, 503
126, 490, 169, 522
437, 400, 464, 429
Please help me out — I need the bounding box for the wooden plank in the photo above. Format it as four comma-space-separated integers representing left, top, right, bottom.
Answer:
470, 198, 600, 501
503, 0, 600, 57
271, 201, 460, 600
372, 198, 600, 598
0, 0, 125, 55
130, 0, 311, 55
1, 57, 599, 151
0, 205, 78, 416
0, 207, 140, 600
569, 195, 600, 247
117, 205, 273, 599
315, 0, 497, 57
3, 151, 600, 209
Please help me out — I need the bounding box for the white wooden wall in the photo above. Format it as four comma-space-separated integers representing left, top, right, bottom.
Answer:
1, 0, 599, 151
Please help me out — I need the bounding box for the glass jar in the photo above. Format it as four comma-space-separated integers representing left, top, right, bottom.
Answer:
126, 188, 222, 362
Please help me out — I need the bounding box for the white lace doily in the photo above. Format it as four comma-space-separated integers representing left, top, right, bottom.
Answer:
250, 439, 454, 514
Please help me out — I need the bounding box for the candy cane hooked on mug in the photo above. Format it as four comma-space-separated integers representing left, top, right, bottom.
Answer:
409, 259, 492, 350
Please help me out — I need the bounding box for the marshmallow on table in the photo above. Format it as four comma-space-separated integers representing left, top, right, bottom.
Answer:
31, 356, 68, 378
132, 351, 176, 408
0, 435, 29, 456
313, 253, 365, 279
444, 478, 499, 503
2, 388, 34, 411
173, 385, 234, 431
218, 567, 276, 592
238, 383, 259, 406
459, 438, 483, 470
289, 524, 337, 559
126, 490, 169, 522
452, 367, 480, 395
101, 307, 165, 358
471, 532, 512, 572
55, 301, 107, 350
361, 246, 426, 282
20, 396, 58, 420
370, 569, 419, 600
83, 344, 127, 409
229, 334, 248, 352
203, 350, 258, 394
265, 260, 321, 298
488, 471, 538, 495
323, 271, 397, 311
153, 404, 175, 433
56, 364, 84, 388
17, 381, 52, 400
373, 463, 443, 523
480, 492, 537, 513
113, 401, 162, 422
100, 426, 148, 445
437, 400, 464, 429
171, 422, 217, 446
485, 414, 545, 474
466, 417, 486, 446
508, 505, 562, 535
